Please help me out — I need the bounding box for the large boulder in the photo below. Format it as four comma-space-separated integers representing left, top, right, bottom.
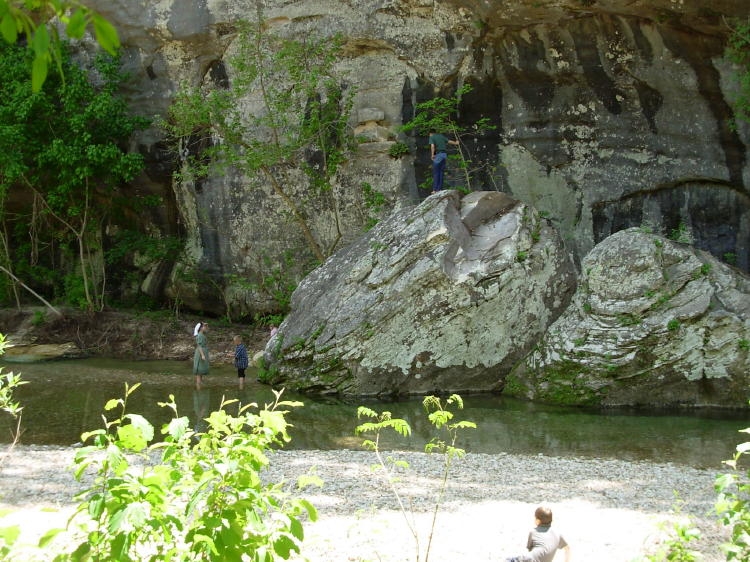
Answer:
264, 191, 576, 396
507, 228, 750, 408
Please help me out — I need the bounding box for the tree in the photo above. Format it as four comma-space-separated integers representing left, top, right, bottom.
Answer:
165, 15, 354, 263
0, 0, 119, 90
0, 42, 147, 310
401, 84, 496, 193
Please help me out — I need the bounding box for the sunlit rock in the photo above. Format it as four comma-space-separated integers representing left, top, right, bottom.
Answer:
264, 191, 576, 396
507, 228, 750, 407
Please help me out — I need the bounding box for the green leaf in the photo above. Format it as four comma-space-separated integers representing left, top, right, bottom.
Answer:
0, 12, 17, 44
92, 14, 120, 54
104, 398, 122, 411
164, 415, 190, 439
289, 517, 304, 541
0, 524, 20, 546
301, 499, 318, 522
65, 8, 87, 39
31, 54, 48, 92
37, 526, 65, 548
273, 534, 298, 557
117, 414, 154, 451
31, 25, 49, 56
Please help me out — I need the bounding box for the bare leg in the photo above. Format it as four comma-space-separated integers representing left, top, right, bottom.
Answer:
195, 375, 202, 389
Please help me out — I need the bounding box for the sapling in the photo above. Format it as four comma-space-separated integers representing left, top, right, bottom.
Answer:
355, 394, 476, 562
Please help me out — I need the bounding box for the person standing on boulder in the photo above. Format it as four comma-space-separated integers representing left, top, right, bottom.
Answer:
193, 322, 209, 389
429, 129, 459, 193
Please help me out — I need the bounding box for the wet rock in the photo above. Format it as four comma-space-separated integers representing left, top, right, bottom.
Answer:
2, 342, 83, 363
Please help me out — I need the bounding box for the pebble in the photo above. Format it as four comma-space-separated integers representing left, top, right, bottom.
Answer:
0, 445, 729, 561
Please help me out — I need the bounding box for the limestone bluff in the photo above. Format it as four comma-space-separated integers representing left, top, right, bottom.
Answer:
55, 0, 750, 406
80, 0, 749, 316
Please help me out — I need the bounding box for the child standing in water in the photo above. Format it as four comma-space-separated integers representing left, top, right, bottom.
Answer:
193, 322, 209, 389
233, 335, 249, 390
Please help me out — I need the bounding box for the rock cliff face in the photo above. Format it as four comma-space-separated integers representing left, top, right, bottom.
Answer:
263, 191, 576, 396
82, 0, 749, 315
507, 228, 750, 407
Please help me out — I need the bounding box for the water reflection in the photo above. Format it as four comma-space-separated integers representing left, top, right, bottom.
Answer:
192, 387, 211, 434
1, 358, 748, 469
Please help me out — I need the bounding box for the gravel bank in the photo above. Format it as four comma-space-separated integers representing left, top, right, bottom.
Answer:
0, 446, 728, 561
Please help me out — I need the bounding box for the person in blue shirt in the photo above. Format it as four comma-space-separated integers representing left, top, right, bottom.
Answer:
428, 130, 459, 192
233, 335, 249, 390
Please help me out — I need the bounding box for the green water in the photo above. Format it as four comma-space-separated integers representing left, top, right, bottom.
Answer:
1, 358, 748, 469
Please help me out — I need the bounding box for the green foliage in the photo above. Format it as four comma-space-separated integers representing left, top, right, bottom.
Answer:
63, 273, 88, 310
388, 141, 410, 159
641, 500, 702, 562
256, 355, 280, 384
52, 384, 319, 562
255, 313, 286, 328
0, 41, 147, 310
106, 229, 184, 266
723, 252, 737, 266
516, 251, 528, 262
31, 310, 45, 326
400, 84, 496, 192
165, 14, 354, 262
667, 319, 681, 332
739, 339, 749, 351
716, 426, 750, 560
361, 182, 387, 230
355, 394, 476, 562
250, 250, 301, 313
727, 17, 750, 125
618, 313, 641, 326
0, 0, 119, 91
0, 334, 27, 419
668, 222, 693, 244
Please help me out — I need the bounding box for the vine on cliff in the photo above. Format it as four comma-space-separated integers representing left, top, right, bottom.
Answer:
727, 17, 750, 125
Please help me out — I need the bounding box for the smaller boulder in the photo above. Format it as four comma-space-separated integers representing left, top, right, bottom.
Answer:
507, 228, 750, 408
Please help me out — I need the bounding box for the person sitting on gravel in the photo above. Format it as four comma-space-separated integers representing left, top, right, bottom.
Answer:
506, 505, 571, 562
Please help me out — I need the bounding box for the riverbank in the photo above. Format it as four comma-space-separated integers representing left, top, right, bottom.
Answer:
0, 445, 729, 561
0, 307, 271, 363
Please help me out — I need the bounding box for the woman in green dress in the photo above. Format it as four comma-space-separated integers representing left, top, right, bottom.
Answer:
193, 322, 209, 389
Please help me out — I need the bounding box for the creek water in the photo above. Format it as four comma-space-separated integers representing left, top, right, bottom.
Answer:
1, 358, 748, 469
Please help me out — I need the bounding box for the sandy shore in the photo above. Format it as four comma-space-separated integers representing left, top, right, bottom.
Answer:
0, 446, 729, 561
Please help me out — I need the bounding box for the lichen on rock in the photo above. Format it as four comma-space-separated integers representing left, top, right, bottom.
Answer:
508, 228, 750, 407
264, 190, 576, 397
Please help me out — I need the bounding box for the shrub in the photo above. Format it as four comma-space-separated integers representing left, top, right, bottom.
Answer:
716, 426, 750, 560
0, 382, 319, 561
388, 141, 410, 159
